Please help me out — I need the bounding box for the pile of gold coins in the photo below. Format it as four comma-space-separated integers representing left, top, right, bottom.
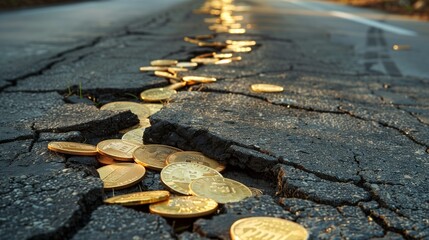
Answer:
48, 0, 308, 239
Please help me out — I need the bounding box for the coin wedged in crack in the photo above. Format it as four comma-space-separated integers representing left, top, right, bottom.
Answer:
133, 144, 182, 171
97, 139, 140, 161
97, 163, 146, 189
250, 84, 284, 93
149, 196, 218, 218
166, 151, 225, 172
104, 190, 170, 206
121, 128, 145, 146
48, 141, 97, 156
140, 88, 177, 102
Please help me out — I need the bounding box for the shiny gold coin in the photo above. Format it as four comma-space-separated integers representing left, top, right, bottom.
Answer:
166, 81, 187, 90
230, 217, 309, 240
143, 103, 163, 115
166, 151, 225, 172
104, 190, 170, 206
140, 88, 177, 102
213, 53, 233, 58
97, 163, 146, 189
155, 71, 181, 81
100, 101, 151, 121
133, 144, 183, 171
182, 76, 216, 83
222, 46, 252, 53
248, 187, 264, 197
229, 29, 246, 34
150, 59, 178, 66
190, 177, 252, 204
167, 67, 188, 73
198, 41, 227, 47
215, 59, 233, 65
139, 66, 169, 72
191, 58, 219, 65
48, 141, 97, 156
176, 62, 198, 68
226, 40, 257, 46
250, 84, 284, 93
97, 139, 140, 161
161, 162, 222, 195
121, 128, 145, 145
149, 196, 218, 218
97, 154, 120, 165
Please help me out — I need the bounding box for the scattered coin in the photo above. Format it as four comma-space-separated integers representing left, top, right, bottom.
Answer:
215, 58, 233, 65
104, 190, 170, 206
168, 67, 188, 73
166, 81, 187, 90
248, 187, 264, 197
213, 53, 233, 58
155, 71, 181, 81
121, 128, 145, 145
166, 151, 225, 172
97, 139, 140, 161
161, 162, 222, 195
97, 163, 146, 189
133, 144, 183, 171
191, 57, 219, 64
226, 40, 256, 46
184, 37, 200, 45
140, 88, 177, 102
100, 101, 151, 121
182, 76, 217, 83
230, 217, 309, 240
151, 59, 178, 66
250, 84, 284, 93
140, 66, 169, 72
176, 62, 198, 68
190, 176, 252, 204
48, 141, 97, 156
222, 46, 252, 53
198, 41, 227, 47
149, 196, 218, 218
97, 154, 120, 165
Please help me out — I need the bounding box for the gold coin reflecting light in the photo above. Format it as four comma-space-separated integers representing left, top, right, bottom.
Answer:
104, 190, 170, 206
149, 196, 218, 218
150, 59, 178, 66
121, 128, 145, 145
100, 101, 151, 121
140, 88, 177, 102
161, 162, 222, 195
48, 142, 97, 156
182, 76, 217, 83
190, 177, 252, 204
97, 155, 120, 165
166, 151, 225, 172
250, 84, 284, 93
230, 217, 309, 240
133, 144, 183, 171
97, 163, 146, 189
97, 139, 140, 161
176, 62, 198, 68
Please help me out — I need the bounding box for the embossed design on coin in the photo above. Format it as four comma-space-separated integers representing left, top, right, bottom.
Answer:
149, 196, 218, 218
97, 139, 140, 161
190, 177, 252, 204
230, 217, 309, 240
166, 151, 225, 172
140, 88, 177, 102
121, 128, 145, 145
250, 84, 284, 93
104, 190, 170, 206
133, 144, 182, 171
97, 163, 146, 189
100, 101, 151, 121
161, 162, 222, 195
48, 141, 97, 156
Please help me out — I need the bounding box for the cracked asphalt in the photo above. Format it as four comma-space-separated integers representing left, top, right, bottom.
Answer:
1, 0, 428, 239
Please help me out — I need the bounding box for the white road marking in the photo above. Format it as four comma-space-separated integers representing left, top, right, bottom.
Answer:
283, 0, 417, 36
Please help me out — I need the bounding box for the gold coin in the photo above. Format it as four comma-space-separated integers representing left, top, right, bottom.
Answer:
97, 139, 140, 161
121, 128, 145, 145
184, 37, 200, 45
149, 196, 218, 218
198, 41, 227, 47
250, 84, 284, 93
140, 88, 177, 102
97, 154, 121, 165
133, 144, 183, 171
154, 71, 181, 81
166, 81, 187, 90
100, 101, 151, 121
226, 40, 257, 46
189, 177, 252, 204
230, 217, 309, 240
215, 59, 233, 65
222, 46, 252, 53
143, 103, 163, 116
97, 163, 146, 189
166, 151, 225, 172
229, 28, 246, 34
139, 66, 169, 72
248, 187, 264, 197
104, 190, 170, 206
150, 59, 178, 66
182, 76, 216, 83
48, 141, 97, 156
213, 53, 233, 58
161, 162, 222, 195
167, 67, 188, 73
191, 58, 219, 64
176, 62, 198, 68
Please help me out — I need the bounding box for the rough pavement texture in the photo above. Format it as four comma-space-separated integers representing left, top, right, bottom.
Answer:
1, 0, 428, 239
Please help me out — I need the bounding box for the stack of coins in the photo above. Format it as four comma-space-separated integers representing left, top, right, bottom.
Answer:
47, 0, 300, 234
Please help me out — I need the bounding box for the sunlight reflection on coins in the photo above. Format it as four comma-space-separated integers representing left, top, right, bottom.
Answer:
149, 196, 218, 218
97, 139, 140, 161
121, 128, 145, 146
48, 142, 97, 156
97, 163, 146, 189
166, 151, 225, 172
104, 190, 170, 206
133, 144, 183, 171
250, 84, 284, 93
140, 88, 177, 102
